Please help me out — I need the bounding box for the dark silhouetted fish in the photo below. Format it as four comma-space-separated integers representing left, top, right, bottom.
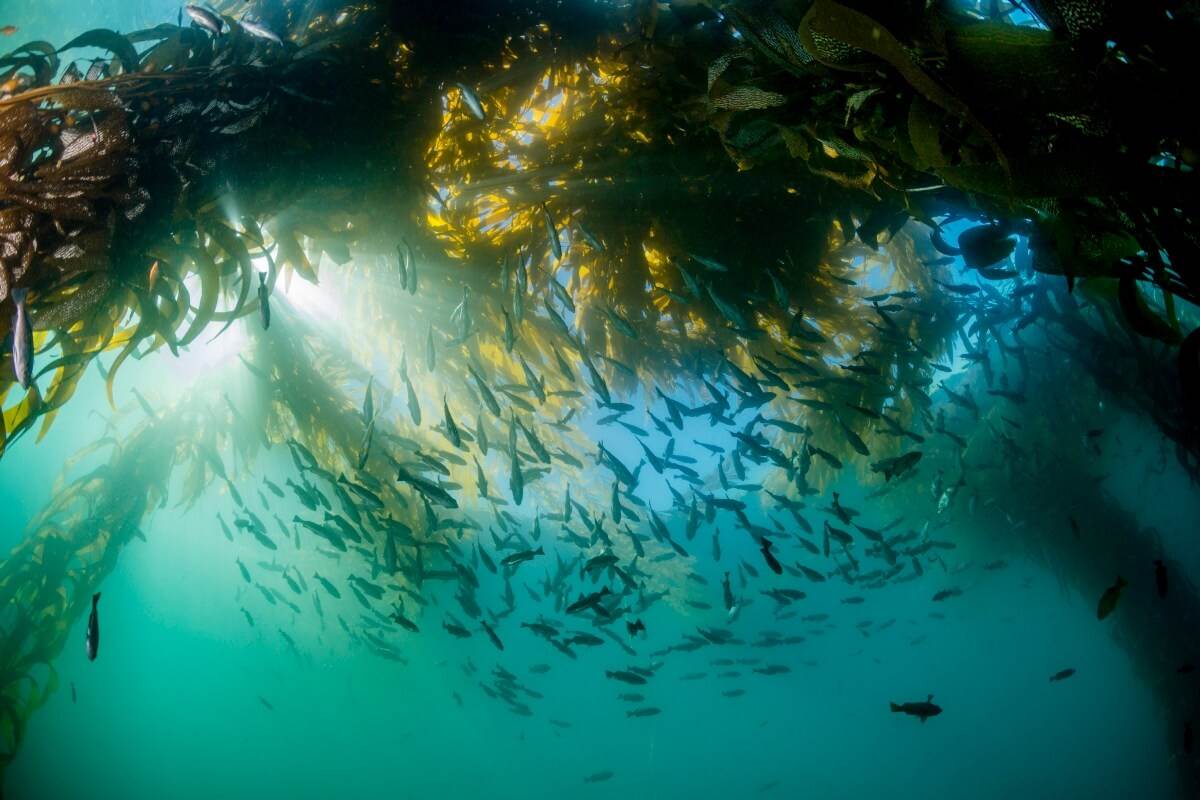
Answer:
85, 593, 100, 661
1097, 577, 1127, 620
890, 695, 941, 722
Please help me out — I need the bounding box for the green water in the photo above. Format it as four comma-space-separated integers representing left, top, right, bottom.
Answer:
0, 345, 1185, 799
1, 1, 1197, 798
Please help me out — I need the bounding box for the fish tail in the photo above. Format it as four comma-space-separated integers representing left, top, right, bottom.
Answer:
11, 287, 27, 305
889, 702, 901, 713
92, 592, 101, 606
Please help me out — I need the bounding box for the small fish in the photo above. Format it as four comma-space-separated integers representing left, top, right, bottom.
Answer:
11, 288, 33, 389
567, 587, 612, 614
85, 592, 101, 661
722, 572, 735, 613
509, 448, 524, 506
184, 5, 223, 35
257, 272, 270, 330
392, 608, 420, 633
238, 18, 283, 44
577, 221, 605, 252
838, 419, 870, 457
690, 253, 730, 273
870, 451, 921, 482
361, 377, 374, 425
548, 274, 575, 313
481, 619, 505, 651
1, 25, 18, 36
603, 305, 638, 339
1049, 668, 1076, 682
626, 706, 662, 718
403, 373, 422, 426
443, 396, 463, 449
605, 669, 646, 685
403, 238, 418, 294
889, 694, 941, 722
500, 546, 544, 568
542, 205, 562, 261
502, 309, 516, 352
759, 538, 783, 575
444, 619, 471, 638
468, 364, 501, 417
1097, 576, 1127, 620
583, 771, 614, 784
453, 82, 486, 121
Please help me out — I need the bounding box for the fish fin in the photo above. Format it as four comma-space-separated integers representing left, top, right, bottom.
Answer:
889, 702, 901, 713
11, 287, 27, 304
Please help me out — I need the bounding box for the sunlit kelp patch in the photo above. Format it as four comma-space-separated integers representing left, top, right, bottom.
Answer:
423, 46, 637, 259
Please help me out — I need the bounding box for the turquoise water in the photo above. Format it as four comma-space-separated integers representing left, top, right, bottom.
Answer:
0, 346, 1185, 799
2, 2, 1197, 798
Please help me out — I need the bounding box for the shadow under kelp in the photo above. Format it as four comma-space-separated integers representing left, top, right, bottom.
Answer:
873, 320, 1200, 796
1, 0, 1196, 475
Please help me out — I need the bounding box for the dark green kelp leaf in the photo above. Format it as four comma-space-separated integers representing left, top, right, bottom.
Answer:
1117, 276, 1181, 345
958, 225, 1015, 269
57, 29, 140, 75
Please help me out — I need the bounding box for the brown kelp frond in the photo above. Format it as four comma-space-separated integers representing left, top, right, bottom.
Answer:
1, 0, 1196, 464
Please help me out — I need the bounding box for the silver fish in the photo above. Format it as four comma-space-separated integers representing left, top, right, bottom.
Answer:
238, 18, 283, 44
11, 288, 32, 389
454, 83, 486, 121
184, 5, 223, 35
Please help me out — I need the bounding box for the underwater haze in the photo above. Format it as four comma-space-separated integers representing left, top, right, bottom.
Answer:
2, 1, 1199, 799
1, 374, 1187, 800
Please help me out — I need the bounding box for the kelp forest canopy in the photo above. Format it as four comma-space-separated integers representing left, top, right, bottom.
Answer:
1, 0, 1199, 791
0, 0, 1196, 463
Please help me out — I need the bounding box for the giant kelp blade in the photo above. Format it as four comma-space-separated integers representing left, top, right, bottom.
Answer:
57, 29, 140, 75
